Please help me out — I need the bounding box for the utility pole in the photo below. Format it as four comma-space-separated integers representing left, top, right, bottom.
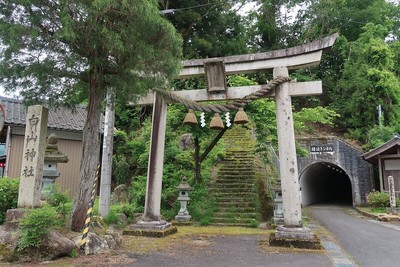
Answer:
377, 105, 383, 140
99, 87, 115, 217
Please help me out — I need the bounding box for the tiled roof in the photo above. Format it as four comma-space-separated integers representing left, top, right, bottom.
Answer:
0, 96, 87, 132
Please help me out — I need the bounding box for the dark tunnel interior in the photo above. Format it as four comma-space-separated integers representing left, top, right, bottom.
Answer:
300, 162, 353, 206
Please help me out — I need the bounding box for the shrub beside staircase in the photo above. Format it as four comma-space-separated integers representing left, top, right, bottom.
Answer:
210, 125, 262, 227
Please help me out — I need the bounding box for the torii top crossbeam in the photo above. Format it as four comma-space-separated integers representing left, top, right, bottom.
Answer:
136, 34, 338, 106
180, 33, 338, 78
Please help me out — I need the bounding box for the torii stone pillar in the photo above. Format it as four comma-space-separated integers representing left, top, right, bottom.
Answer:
131, 92, 172, 230
274, 67, 302, 226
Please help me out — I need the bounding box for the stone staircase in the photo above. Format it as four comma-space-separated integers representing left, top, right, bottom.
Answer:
210, 125, 259, 227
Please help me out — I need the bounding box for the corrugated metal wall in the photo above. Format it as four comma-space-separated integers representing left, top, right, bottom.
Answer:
7, 135, 82, 198
7, 135, 24, 179
56, 139, 82, 198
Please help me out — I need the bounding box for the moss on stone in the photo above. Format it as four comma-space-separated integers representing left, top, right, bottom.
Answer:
269, 233, 323, 250
123, 226, 177, 238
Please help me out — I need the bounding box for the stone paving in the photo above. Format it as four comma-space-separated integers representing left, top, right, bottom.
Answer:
308, 222, 357, 267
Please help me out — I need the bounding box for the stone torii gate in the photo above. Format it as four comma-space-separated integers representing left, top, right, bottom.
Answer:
130, 34, 338, 237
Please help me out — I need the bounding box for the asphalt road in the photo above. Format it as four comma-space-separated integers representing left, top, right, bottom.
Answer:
127, 234, 331, 267
310, 205, 400, 267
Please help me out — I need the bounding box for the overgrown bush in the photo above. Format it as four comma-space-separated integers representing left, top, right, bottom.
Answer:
103, 209, 119, 225
18, 205, 58, 251
47, 187, 72, 225
112, 155, 130, 185
0, 177, 19, 224
368, 191, 390, 207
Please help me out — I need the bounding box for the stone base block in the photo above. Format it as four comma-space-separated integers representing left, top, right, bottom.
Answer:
275, 226, 314, 239
130, 220, 172, 230
175, 214, 192, 222
123, 226, 177, 238
269, 233, 322, 250
123, 220, 177, 237
5, 209, 26, 230
171, 220, 193, 226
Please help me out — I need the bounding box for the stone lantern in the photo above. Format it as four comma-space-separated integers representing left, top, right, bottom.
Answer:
272, 180, 284, 225
175, 176, 191, 222
41, 133, 69, 199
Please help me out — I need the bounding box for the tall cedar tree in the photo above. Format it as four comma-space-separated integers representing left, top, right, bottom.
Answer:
0, 0, 182, 230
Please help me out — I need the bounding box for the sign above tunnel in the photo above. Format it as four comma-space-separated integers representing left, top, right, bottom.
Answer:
310, 145, 334, 154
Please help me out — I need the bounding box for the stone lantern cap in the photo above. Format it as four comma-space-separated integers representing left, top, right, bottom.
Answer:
44, 133, 69, 163
176, 176, 191, 191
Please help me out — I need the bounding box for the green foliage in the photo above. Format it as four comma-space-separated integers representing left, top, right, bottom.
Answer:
103, 209, 119, 225
18, 206, 58, 251
112, 155, 130, 185
0, 177, 19, 224
0, 0, 183, 106
47, 186, 72, 225
69, 248, 78, 258
161, 1, 249, 58
129, 175, 147, 213
336, 23, 400, 140
293, 106, 340, 134
120, 203, 141, 221
367, 191, 390, 207
365, 126, 398, 150
248, 219, 260, 228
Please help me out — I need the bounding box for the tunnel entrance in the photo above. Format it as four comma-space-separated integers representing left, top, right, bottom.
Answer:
300, 162, 353, 206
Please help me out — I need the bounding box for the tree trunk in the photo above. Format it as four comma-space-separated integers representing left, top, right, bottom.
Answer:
71, 76, 104, 231
194, 136, 201, 182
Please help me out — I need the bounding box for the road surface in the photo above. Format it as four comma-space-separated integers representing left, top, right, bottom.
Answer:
310, 205, 400, 267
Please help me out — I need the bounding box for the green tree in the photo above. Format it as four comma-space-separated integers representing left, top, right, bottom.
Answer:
159, 0, 249, 58
0, 0, 182, 230
337, 23, 400, 139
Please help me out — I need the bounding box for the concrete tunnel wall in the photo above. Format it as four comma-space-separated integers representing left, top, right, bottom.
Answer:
297, 137, 374, 206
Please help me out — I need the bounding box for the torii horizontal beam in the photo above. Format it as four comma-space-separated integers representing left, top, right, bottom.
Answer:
179, 34, 338, 78
136, 81, 322, 106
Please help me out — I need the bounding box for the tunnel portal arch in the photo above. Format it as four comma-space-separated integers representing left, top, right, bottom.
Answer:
297, 137, 374, 206
300, 162, 353, 206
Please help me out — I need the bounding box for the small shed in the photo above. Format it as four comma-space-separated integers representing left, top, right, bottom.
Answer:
362, 135, 400, 197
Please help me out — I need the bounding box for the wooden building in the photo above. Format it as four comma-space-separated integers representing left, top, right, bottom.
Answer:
363, 135, 400, 198
0, 96, 88, 197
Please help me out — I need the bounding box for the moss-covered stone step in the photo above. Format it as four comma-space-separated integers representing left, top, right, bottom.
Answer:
214, 192, 256, 198
214, 183, 254, 191
211, 187, 254, 193
219, 164, 255, 169
215, 200, 256, 206
211, 217, 258, 224
217, 173, 254, 177
215, 178, 253, 184
216, 202, 256, 208
213, 212, 258, 218
209, 222, 255, 227
219, 164, 255, 171
215, 207, 256, 213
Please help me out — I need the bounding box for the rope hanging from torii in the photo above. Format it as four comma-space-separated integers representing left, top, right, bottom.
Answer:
151, 76, 291, 113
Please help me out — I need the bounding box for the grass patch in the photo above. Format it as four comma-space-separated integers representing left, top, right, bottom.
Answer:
358, 206, 386, 214
122, 226, 272, 254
